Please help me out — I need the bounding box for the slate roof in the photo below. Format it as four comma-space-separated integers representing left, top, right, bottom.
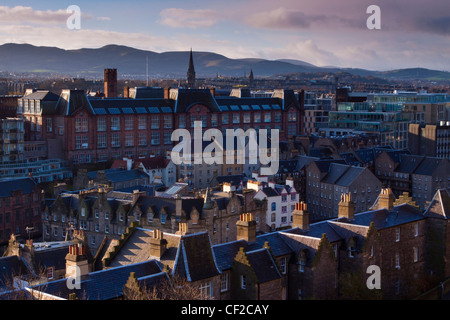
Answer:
32, 243, 73, 272
212, 232, 294, 271
340, 152, 362, 166
108, 228, 180, 269
281, 202, 424, 261
21, 90, 59, 101
396, 154, 425, 174
172, 232, 221, 282
173, 89, 220, 113
424, 189, 450, 219
336, 203, 424, 229
313, 159, 346, 173
334, 166, 365, 187
277, 160, 298, 174
261, 187, 279, 197
0, 256, 30, 287
246, 248, 282, 283
322, 163, 351, 184
55, 90, 94, 116
129, 87, 165, 99
384, 149, 410, 164
88, 168, 149, 183
284, 220, 343, 243
215, 97, 283, 111
297, 155, 319, 170
130, 195, 204, 221
89, 97, 174, 114
135, 157, 171, 169
0, 178, 36, 198
30, 260, 163, 300
213, 174, 246, 187
413, 157, 446, 176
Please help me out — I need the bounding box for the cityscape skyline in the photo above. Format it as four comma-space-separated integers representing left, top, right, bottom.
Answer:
0, 0, 448, 72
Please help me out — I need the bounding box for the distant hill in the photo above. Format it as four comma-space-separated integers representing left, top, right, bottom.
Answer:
0, 43, 449, 81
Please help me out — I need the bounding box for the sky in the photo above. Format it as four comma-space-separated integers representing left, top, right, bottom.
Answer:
0, 0, 449, 71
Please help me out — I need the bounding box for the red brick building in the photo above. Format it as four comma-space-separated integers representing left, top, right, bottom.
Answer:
18, 86, 302, 166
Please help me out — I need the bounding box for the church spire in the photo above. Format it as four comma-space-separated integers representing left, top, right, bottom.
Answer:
187, 48, 196, 88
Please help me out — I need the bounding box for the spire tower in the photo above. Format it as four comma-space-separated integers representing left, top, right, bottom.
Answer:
187, 48, 196, 88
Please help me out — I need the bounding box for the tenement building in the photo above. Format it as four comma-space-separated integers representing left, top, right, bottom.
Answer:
4, 187, 450, 300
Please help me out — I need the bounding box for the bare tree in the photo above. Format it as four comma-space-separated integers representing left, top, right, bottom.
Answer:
122, 273, 204, 300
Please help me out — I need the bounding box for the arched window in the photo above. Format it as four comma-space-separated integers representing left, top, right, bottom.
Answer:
161, 213, 166, 224
271, 202, 276, 211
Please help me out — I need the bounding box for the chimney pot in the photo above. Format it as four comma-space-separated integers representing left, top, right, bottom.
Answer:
292, 202, 310, 231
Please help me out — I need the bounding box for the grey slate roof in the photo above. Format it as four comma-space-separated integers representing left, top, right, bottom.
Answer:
173, 89, 220, 113
0, 178, 36, 198
31, 260, 162, 300
130, 195, 204, 221
396, 154, 425, 174
0, 256, 30, 287
212, 232, 294, 271
172, 232, 221, 282
334, 166, 365, 187
55, 90, 94, 116
337, 203, 424, 229
322, 163, 351, 184
413, 157, 446, 176
89, 97, 174, 114
88, 168, 149, 183
246, 248, 282, 283
21, 90, 59, 101
424, 189, 450, 219
33, 244, 72, 272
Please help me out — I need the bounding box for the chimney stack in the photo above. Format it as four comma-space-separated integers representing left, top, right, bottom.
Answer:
292, 202, 310, 231
164, 87, 171, 100
285, 177, 294, 188
176, 222, 188, 236
377, 187, 395, 211
338, 193, 355, 220
65, 242, 90, 281
104, 68, 117, 98
123, 86, 130, 98
149, 229, 167, 258
236, 213, 257, 243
